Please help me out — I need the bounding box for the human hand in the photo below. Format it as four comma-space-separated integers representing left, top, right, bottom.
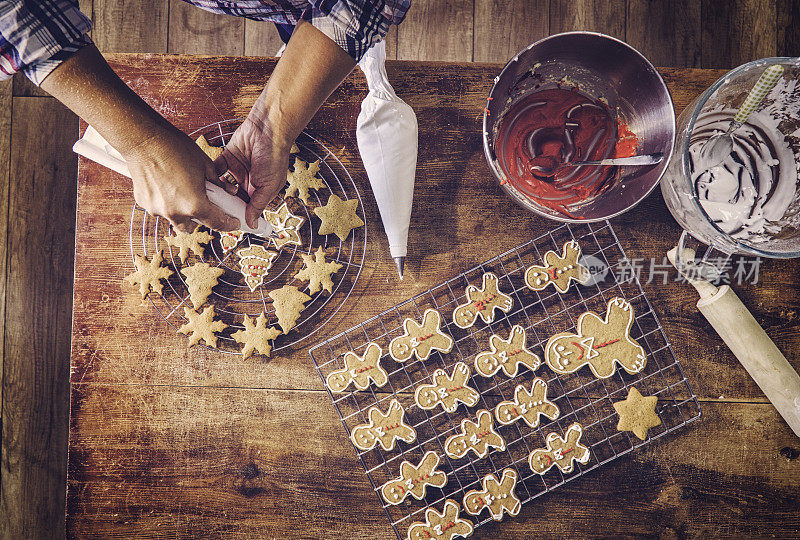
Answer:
123, 126, 240, 233
213, 114, 291, 229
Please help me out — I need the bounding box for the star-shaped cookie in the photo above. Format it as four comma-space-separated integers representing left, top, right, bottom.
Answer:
231, 313, 282, 359
195, 134, 223, 160
613, 387, 661, 440
314, 194, 364, 242
286, 158, 325, 204
264, 202, 305, 249
268, 285, 311, 333
294, 247, 342, 294
164, 225, 214, 263
177, 306, 227, 348
124, 250, 174, 298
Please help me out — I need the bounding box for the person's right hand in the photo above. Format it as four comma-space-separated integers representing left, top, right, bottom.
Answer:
122, 126, 240, 234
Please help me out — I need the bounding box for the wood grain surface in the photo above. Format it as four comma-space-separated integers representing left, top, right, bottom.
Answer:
65, 55, 800, 538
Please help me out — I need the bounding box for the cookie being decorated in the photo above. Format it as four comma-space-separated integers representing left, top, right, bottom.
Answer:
524, 240, 589, 293
452, 272, 513, 329
613, 387, 661, 440
177, 306, 227, 348
264, 202, 305, 249
219, 230, 244, 255
231, 313, 281, 359
495, 378, 559, 428
180, 262, 224, 309
268, 285, 311, 334
164, 225, 214, 263
545, 297, 646, 379
286, 158, 325, 204
294, 247, 342, 294
444, 409, 506, 459
314, 194, 364, 241
350, 399, 416, 452
407, 499, 474, 540
389, 309, 454, 362
325, 342, 388, 393
529, 422, 591, 475
124, 250, 173, 298
474, 325, 541, 378
414, 361, 480, 413
463, 468, 521, 521
380, 450, 447, 505
237, 245, 278, 291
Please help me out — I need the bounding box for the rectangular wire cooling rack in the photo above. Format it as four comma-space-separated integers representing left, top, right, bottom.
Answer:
308, 221, 701, 539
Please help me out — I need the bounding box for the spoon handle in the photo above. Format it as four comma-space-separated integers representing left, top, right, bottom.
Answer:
733, 64, 784, 124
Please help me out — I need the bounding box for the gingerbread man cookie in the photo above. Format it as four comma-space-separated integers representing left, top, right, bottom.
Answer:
414, 362, 480, 413
380, 450, 447, 505
237, 245, 278, 291
474, 325, 541, 378
350, 399, 416, 452
528, 422, 591, 475
524, 240, 589, 294
452, 272, 513, 329
545, 297, 647, 379
389, 309, 454, 362
444, 409, 506, 459
325, 343, 388, 393
463, 468, 521, 521
495, 378, 559, 428
406, 499, 474, 540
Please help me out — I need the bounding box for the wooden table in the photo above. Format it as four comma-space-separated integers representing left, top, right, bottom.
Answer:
68, 55, 800, 538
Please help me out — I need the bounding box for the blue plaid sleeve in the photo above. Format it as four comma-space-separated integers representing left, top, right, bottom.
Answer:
0, 0, 92, 86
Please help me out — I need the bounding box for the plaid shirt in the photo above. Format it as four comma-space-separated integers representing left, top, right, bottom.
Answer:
1, 0, 410, 86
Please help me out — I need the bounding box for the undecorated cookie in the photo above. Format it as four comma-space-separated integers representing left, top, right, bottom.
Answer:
177, 306, 227, 348
180, 262, 224, 309
294, 247, 342, 294
124, 250, 173, 298
195, 134, 223, 160
164, 225, 214, 263
268, 285, 311, 334
613, 387, 661, 440
231, 313, 281, 359
286, 158, 325, 204
314, 194, 364, 242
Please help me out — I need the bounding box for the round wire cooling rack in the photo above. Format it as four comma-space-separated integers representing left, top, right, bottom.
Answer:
129, 119, 367, 354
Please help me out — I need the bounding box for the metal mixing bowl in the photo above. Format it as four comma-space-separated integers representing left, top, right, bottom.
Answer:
483, 32, 676, 222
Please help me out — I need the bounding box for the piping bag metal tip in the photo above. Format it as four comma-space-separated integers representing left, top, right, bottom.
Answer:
393, 257, 405, 280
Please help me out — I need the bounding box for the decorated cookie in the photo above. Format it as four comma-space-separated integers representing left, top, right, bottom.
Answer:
444, 409, 506, 459
314, 194, 364, 241
180, 262, 224, 309
177, 306, 227, 348
164, 225, 214, 263
237, 245, 279, 291
452, 272, 514, 329
528, 422, 591, 475
294, 247, 342, 294
286, 158, 325, 204
389, 309, 454, 362
264, 202, 305, 249
463, 468, 521, 521
325, 342, 388, 393
219, 230, 244, 255
380, 450, 447, 505
613, 387, 661, 440
124, 250, 173, 298
545, 297, 646, 379
195, 134, 223, 160
290, 142, 300, 154
350, 399, 416, 452
407, 499, 474, 540
474, 325, 541, 378
268, 285, 311, 334
495, 378, 559, 428
231, 313, 281, 359
415, 362, 479, 413
524, 240, 590, 293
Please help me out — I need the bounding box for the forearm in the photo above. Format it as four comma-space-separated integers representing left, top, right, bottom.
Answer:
249, 19, 356, 146
39, 44, 175, 155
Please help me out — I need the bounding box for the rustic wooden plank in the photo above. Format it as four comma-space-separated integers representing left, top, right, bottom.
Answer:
243, 19, 284, 57
473, 0, 549, 63
66, 384, 800, 538
167, 2, 244, 55
626, 0, 702, 67
0, 79, 11, 457
550, 0, 626, 39
384, 25, 398, 61
1, 96, 77, 540
396, 0, 474, 62
701, 0, 777, 68
777, 0, 800, 56
92, 0, 168, 53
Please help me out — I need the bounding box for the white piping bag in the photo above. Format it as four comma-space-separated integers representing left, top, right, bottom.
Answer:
357, 41, 418, 279
72, 125, 272, 237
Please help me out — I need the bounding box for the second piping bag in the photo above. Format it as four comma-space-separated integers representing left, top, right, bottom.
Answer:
356, 41, 418, 279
